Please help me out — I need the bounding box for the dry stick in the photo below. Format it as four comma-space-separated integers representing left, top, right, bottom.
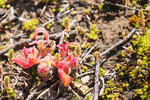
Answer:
104, 1, 145, 11
93, 29, 135, 100
0, 30, 76, 56
36, 80, 60, 100
68, 85, 82, 100
94, 57, 101, 100
59, 20, 77, 44
40, 2, 48, 16
76, 70, 94, 78
80, 42, 99, 64
42, 7, 73, 27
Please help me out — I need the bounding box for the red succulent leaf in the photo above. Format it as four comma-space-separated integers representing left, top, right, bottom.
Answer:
51, 61, 69, 69
32, 27, 49, 40
66, 42, 79, 47
65, 53, 73, 62
28, 57, 40, 65
57, 44, 68, 59
58, 69, 73, 87
12, 58, 34, 69
23, 47, 32, 58
69, 57, 79, 69
63, 66, 71, 75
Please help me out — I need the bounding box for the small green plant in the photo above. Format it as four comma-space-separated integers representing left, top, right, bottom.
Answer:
0, 0, 6, 8
4, 76, 16, 98
84, 43, 90, 49
8, 49, 14, 75
129, 15, 140, 28
22, 19, 39, 31
99, 68, 105, 76
87, 24, 98, 40
98, 2, 104, 11
78, 28, 85, 35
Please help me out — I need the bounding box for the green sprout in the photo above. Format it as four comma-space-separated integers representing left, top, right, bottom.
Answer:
4, 76, 9, 89
22, 19, 39, 31
8, 49, 14, 75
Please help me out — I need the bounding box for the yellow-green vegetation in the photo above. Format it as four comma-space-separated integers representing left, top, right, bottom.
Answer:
46, 23, 51, 29
87, 24, 102, 40
82, 66, 88, 73
133, 33, 150, 67
0, 0, 6, 8
115, 63, 120, 71
85, 93, 92, 100
102, 79, 120, 99
78, 28, 85, 35
62, 17, 70, 28
52, 7, 62, 13
115, 31, 150, 99
87, 24, 98, 40
99, 68, 105, 76
8, 49, 14, 64
7, 87, 16, 98
41, 0, 58, 4
84, 43, 90, 49
84, 9, 90, 14
129, 15, 140, 28
22, 19, 39, 31
4, 76, 16, 98
98, 2, 104, 11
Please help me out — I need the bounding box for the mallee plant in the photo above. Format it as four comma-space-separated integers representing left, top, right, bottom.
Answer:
12, 27, 80, 87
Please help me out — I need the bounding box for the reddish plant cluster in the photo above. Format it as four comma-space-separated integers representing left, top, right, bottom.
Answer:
12, 28, 80, 87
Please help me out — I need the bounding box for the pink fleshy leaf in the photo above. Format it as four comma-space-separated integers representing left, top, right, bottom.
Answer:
32, 27, 49, 40
57, 44, 68, 59
66, 42, 79, 47
28, 40, 38, 45
12, 58, 34, 69
51, 61, 69, 69
69, 57, 79, 69
63, 66, 71, 75
23, 47, 32, 58
28, 57, 40, 65
58, 69, 73, 87
65, 53, 73, 62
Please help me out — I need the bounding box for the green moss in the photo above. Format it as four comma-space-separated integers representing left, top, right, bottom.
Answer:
22, 19, 39, 31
